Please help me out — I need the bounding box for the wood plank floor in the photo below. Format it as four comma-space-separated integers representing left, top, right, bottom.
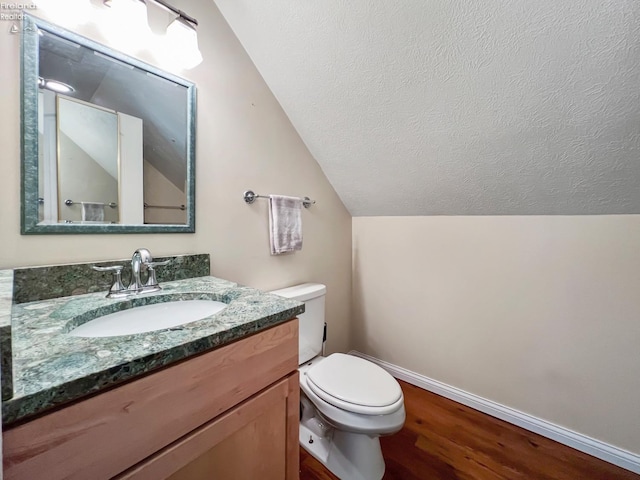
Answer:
300, 380, 639, 480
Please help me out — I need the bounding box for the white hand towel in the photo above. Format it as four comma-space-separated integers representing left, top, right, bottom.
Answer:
81, 202, 105, 222
269, 195, 303, 255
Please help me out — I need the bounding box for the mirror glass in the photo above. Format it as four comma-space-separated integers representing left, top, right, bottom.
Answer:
55, 96, 119, 223
22, 14, 196, 234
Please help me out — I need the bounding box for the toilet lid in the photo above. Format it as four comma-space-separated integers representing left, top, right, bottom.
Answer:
306, 353, 403, 411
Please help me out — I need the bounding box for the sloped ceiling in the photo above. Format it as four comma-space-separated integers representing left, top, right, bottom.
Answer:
214, 0, 640, 215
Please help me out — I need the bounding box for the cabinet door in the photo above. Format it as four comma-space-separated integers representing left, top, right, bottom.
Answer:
117, 372, 299, 480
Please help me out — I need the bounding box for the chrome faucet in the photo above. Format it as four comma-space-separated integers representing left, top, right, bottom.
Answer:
92, 248, 170, 298
129, 248, 153, 292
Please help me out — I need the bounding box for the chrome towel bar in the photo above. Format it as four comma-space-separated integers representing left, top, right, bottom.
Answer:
243, 190, 316, 208
64, 199, 117, 208
144, 203, 186, 211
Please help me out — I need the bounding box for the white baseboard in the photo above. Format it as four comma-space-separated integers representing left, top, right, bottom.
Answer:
348, 350, 640, 475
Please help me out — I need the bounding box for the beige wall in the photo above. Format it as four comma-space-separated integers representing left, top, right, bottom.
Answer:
143, 160, 187, 225
58, 131, 119, 223
0, 1, 352, 353
352, 216, 640, 454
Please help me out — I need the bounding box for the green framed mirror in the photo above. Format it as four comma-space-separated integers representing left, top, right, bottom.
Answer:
21, 14, 196, 234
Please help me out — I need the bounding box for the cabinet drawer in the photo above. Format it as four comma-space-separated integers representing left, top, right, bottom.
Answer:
4, 319, 298, 480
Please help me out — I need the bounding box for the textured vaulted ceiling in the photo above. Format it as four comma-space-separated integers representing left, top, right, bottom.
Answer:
214, 0, 640, 215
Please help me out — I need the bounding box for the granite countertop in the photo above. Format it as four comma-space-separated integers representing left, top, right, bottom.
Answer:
0, 270, 13, 400
3, 276, 303, 426
0, 270, 11, 327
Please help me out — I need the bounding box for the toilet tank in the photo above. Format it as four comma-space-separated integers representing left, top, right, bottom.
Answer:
270, 283, 327, 364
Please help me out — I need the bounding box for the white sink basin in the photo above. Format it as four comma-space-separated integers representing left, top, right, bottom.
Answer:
69, 300, 227, 338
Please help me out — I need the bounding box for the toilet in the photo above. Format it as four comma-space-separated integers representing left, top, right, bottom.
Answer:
270, 283, 405, 480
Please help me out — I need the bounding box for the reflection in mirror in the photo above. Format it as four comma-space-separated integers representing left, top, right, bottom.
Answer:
22, 14, 196, 234
56, 96, 120, 224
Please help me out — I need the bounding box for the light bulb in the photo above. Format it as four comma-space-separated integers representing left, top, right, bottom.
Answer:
38, 77, 75, 93
160, 17, 202, 70
43, 80, 75, 93
97, 0, 153, 55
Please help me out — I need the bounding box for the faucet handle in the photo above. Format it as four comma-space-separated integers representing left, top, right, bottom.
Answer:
92, 265, 124, 273
92, 265, 126, 296
143, 259, 171, 268
143, 259, 171, 287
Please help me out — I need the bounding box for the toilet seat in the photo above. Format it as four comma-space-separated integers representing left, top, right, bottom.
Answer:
306, 353, 403, 415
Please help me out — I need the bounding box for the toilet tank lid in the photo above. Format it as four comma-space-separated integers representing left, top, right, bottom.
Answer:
270, 283, 326, 302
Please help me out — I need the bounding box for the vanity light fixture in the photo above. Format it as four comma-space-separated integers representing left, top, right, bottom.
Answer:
150, 0, 198, 30
102, 0, 202, 69
164, 16, 202, 69
98, 0, 153, 55
38, 77, 75, 94
107, 0, 149, 27
151, 0, 202, 69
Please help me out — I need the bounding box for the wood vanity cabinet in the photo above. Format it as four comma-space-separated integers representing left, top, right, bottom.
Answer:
3, 319, 300, 480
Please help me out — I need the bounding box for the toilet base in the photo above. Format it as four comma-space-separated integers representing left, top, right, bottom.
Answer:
300, 420, 385, 480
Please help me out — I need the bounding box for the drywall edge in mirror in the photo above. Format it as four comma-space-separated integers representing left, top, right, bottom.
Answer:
21, 14, 196, 234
